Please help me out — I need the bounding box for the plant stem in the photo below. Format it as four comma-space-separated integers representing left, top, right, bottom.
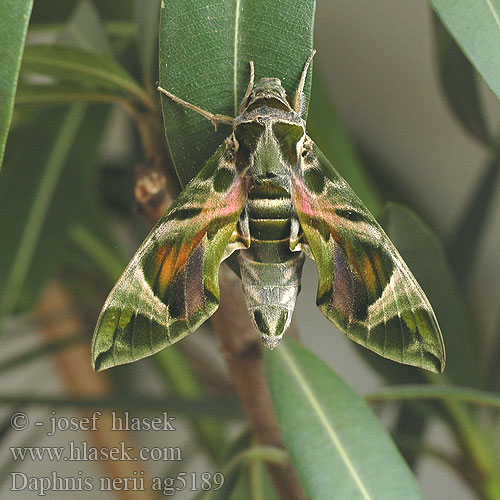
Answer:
210, 268, 307, 500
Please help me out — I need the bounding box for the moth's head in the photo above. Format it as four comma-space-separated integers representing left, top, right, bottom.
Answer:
243, 78, 292, 112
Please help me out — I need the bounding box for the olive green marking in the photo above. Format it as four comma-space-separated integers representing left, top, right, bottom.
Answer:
304, 168, 325, 194
249, 218, 290, 240
247, 238, 292, 263
170, 207, 203, 220
248, 183, 290, 200
276, 310, 289, 334
253, 310, 269, 334
213, 167, 235, 193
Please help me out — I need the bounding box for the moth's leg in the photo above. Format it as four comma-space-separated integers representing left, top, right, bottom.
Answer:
292, 49, 316, 114
157, 86, 235, 131
239, 61, 255, 113
223, 207, 251, 260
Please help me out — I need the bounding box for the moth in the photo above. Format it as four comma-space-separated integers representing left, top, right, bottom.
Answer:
92, 52, 445, 373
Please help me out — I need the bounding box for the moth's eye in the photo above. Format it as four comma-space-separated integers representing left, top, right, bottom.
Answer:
335, 208, 366, 222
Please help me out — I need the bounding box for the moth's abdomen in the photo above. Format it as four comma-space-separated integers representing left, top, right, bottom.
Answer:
238, 184, 305, 348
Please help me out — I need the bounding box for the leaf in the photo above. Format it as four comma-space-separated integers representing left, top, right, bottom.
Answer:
135, 0, 161, 88
307, 68, 383, 216
431, 11, 491, 145
159, 0, 315, 185
0, 105, 110, 321
265, 338, 424, 500
154, 346, 227, 463
58, 0, 111, 54
486, 314, 500, 392
0, 335, 84, 375
448, 147, 500, 285
366, 384, 500, 410
21, 44, 151, 107
0, 0, 34, 168
196, 430, 254, 500
0, 394, 241, 417
393, 404, 427, 469
383, 204, 480, 387
0, 106, 85, 320
227, 461, 279, 500
29, 0, 134, 26
192, 435, 282, 500
429, 0, 500, 105
15, 84, 131, 108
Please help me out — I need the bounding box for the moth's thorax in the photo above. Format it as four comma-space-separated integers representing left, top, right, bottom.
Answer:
234, 84, 306, 188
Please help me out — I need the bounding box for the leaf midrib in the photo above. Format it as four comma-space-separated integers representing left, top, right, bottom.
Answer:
233, 0, 241, 114
486, 0, 500, 31
279, 343, 373, 500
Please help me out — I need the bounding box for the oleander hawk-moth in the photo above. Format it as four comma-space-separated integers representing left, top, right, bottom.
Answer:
92, 52, 445, 373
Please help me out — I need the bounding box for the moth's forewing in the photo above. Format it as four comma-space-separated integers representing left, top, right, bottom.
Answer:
92, 144, 247, 371
291, 138, 445, 373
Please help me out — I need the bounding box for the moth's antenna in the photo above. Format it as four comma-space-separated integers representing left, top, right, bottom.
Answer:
157, 86, 234, 130
293, 49, 316, 113
239, 61, 255, 113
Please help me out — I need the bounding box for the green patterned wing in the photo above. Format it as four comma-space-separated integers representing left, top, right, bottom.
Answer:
291, 137, 445, 373
92, 144, 248, 371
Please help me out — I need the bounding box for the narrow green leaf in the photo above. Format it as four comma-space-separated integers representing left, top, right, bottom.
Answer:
265, 339, 424, 500
27, 21, 137, 45
69, 224, 126, 284
159, 0, 315, 185
58, 0, 111, 54
431, 11, 491, 145
429, 0, 500, 104
448, 147, 500, 285
393, 404, 427, 469
0, 105, 86, 322
135, 0, 161, 88
366, 384, 500, 410
0, 105, 111, 319
15, 84, 132, 108
21, 44, 151, 108
29, 0, 134, 25
307, 68, 383, 216
193, 443, 284, 500
487, 315, 500, 391
154, 346, 227, 463
383, 204, 480, 387
0, 0, 34, 168
225, 449, 283, 500
0, 394, 241, 418
0, 335, 84, 374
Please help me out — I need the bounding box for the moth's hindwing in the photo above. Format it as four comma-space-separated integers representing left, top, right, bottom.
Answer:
291, 137, 445, 373
92, 143, 247, 371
